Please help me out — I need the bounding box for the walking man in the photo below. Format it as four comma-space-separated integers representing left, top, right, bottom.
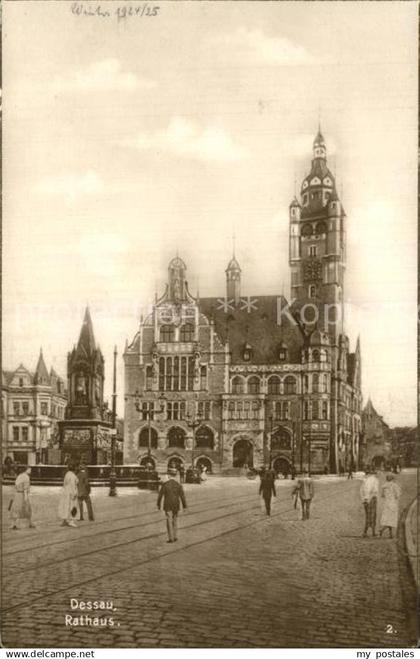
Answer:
77, 464, 94, 521
259, 470, 276, 516
157, 467, 187, 543
360, 467, 379, 537
293, 470, 314, 520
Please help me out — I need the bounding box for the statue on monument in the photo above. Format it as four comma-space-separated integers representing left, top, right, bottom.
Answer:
75, 371, 88, 405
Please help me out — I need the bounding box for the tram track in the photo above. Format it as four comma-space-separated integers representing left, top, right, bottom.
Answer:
3, 489, 258, 557
1, 481, 354, 614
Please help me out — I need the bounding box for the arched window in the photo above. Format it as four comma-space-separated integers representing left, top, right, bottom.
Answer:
180, 323, 194, 342
322, 374, 329, 393
232, 376, 244, 395
160, 325, 175, 342
248, 376, 260, 394
315, 221, 327, 235
284, 376, 297, 395
303, 374, 309, 393
312, 350, 320, 362
195, 426, 214, 449
312, 373, 320, 393
302, 224, 313, 237
167, 427, 186, 449
138, 427, 158, 449
271, 429, 291, 451
268, 376, 280, 395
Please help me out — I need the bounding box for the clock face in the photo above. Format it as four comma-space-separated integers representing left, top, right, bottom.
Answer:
303, 259, 322, 282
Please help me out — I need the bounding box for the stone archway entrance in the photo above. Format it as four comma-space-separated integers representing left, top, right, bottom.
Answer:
168, 456, 184, 472
372, 455, 385, 470
272, 456, 291, 477
233, 438, 253, 468
196, 456, 213, 474
140, 456, 156, 469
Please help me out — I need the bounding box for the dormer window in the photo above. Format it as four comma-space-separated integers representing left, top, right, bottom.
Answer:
243, 342, 253, 362
19, 378, 24, 387
278, 345, 288, 361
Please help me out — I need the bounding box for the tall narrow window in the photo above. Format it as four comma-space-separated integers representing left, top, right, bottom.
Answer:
188, 357, 194, 390
146, 366, 153, 390
309, 245, 317, 257
13, 426, 19, 442
22, 427, 29, 442
166, 359, 172, 391
312, 373, 320, 393
309, 285, 316, 298
322, 401, 329, 420
200, 365, 207, 390
303, 401, 310, 420
159, 357, 165, 390
181, 357, 187, 391
13, 402, 20, 416
173, 357, 180, 391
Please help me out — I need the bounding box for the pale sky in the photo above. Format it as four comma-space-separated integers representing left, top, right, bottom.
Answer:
3, 1, 418, 425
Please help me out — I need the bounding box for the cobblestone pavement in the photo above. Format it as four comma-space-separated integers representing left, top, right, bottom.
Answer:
1, 471, 417, 648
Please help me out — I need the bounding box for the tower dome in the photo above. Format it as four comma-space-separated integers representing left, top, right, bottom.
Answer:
300, 128, 337, 215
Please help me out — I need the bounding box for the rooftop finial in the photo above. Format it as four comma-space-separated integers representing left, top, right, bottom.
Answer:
232, 227, 236, 258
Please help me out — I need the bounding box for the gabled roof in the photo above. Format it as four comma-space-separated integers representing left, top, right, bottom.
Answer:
199, 295, 303, 364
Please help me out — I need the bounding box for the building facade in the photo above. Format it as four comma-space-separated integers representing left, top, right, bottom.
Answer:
123, 131, 362, 474
2, 351, 67, 465
360, 398, 393, 469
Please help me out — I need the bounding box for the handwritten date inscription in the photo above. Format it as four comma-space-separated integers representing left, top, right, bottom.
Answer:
71, 3, 160, 21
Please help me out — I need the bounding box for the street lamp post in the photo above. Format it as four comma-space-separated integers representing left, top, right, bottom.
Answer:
109, 345, 118, 497
291, 420, 296, 479
269, 415, 273, 470
186, 408, 203, 469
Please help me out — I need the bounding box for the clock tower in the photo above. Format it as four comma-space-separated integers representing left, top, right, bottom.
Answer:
289, 129, 345, 343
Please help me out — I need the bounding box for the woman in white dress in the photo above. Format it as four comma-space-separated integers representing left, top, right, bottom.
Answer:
379, 474, 401, 539
10, 467, 35, 530
58, 464, 79, 527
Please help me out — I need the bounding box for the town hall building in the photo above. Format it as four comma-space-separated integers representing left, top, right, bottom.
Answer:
123, 130, 362, 474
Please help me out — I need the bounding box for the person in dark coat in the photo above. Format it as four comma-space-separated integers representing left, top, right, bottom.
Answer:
77, 464, 94, 521
259, 471, 276, 516
157, 468, 187, 542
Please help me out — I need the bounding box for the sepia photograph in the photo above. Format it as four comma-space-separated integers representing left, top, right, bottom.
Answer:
1, 0, 418, 650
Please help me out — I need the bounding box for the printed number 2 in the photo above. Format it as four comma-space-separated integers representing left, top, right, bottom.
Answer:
386, 624, 397, 634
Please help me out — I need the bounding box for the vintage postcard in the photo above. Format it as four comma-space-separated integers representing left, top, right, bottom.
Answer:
1, 0, 418, 650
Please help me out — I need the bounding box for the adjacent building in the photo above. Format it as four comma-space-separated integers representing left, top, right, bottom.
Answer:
2, 351, 67, 465
123, 130, 363, 474
360, 398, 393, 469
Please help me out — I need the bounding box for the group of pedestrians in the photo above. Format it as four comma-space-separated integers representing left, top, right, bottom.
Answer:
8, 461, 403, 544
58, 463, 95, 527
360, 467, 401, 538
258, 468, 315, 520
8, 463, 94, 530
